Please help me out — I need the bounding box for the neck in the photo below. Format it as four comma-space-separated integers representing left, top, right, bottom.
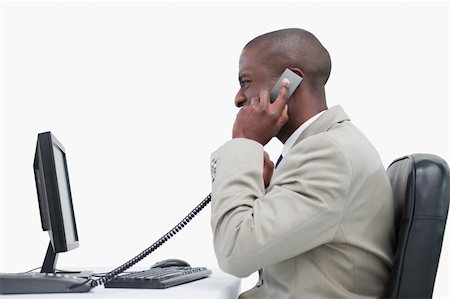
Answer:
276, 96, 327, 144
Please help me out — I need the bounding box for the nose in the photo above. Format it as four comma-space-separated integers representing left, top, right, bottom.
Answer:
234, 90, 247, 107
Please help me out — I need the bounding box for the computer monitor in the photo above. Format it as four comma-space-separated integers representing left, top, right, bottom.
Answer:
33, 131, 79, 273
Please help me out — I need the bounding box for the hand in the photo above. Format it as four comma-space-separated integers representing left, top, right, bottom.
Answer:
263, 151, 274, 187
232, 79, 290, 145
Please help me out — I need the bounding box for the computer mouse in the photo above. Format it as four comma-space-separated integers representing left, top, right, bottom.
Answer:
150, 259, 191, 269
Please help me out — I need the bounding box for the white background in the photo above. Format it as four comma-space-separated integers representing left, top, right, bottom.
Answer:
1, 1, 448, 297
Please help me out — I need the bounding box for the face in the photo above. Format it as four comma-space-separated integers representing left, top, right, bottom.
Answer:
235, 47, 278, 107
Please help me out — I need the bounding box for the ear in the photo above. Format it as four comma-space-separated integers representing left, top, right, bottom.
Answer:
288, 67, 304, 78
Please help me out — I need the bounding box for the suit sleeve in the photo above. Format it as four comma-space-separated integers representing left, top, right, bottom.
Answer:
210, 136, 352, 278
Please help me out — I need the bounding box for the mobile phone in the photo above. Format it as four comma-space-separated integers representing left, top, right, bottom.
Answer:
269, 68, 303, 103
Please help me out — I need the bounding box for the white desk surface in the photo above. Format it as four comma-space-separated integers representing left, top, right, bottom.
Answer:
2, 268, 241, 299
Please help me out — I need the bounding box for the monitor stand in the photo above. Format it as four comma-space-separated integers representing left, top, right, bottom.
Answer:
0, 242, 93, 294
41, 242, 92, 278
41, 242, 58, 273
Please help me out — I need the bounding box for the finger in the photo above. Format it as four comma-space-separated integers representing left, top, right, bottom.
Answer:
277, 104, 289, 127
250, 96, 260, 106
259, 90, 271, 108
263, 151, 271, 162
263, 151, 274, 187
272, 78, 290, 112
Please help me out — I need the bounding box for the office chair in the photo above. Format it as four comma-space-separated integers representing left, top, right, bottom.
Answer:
384, 154, 450, 298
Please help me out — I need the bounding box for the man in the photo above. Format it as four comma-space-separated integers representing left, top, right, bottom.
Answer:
210, 28, 396, 298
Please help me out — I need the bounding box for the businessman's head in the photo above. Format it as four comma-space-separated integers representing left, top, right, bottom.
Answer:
235, 28, 331, 142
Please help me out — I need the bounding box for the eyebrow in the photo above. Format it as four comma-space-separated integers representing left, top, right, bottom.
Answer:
238, 72, 251, 82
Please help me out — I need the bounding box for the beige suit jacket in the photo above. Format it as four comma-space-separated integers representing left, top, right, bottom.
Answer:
210, 106, 395, 299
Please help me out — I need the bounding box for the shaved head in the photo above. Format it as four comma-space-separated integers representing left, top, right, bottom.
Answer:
244, 28, 331, 92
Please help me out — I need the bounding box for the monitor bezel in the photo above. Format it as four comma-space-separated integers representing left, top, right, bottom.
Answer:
34, 132, 79, 253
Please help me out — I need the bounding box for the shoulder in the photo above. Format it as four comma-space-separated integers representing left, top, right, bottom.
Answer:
289, 132, 352, 168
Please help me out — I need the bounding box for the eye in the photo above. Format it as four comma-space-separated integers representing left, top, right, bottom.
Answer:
239, 80, 252, 88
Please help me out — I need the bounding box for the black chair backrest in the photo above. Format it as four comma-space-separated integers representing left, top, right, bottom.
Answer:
384, 154, 450, 298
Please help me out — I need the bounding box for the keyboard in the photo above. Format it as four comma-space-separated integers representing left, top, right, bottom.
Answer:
0, 272, 92, 294
104, 266, 212, 289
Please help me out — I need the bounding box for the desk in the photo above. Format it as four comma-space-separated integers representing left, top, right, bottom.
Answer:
2, 269, 241, 299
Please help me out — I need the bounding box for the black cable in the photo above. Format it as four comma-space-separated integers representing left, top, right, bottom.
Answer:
89, 193, 212, 288
17, 267, 41, 274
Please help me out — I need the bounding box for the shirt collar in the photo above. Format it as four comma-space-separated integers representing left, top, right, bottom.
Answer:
281, 110, 326, 158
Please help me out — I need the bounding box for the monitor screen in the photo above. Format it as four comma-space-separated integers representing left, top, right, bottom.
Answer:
52, 144, 77, 245
33, 132, 79, 273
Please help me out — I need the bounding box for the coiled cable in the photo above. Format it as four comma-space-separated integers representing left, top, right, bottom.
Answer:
89, 192, 212, 288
